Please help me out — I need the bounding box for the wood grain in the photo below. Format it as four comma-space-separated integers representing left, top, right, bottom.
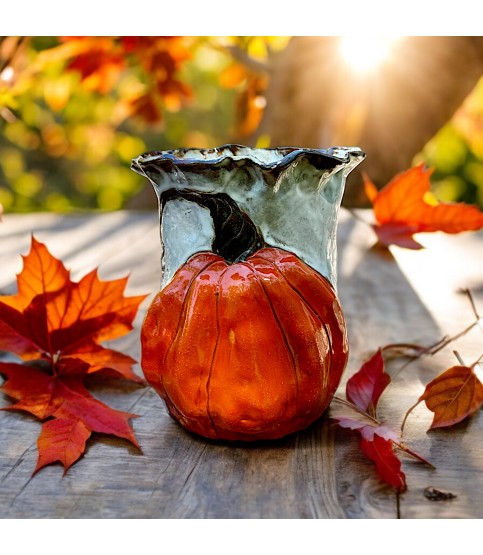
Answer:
1, 210, 482, 518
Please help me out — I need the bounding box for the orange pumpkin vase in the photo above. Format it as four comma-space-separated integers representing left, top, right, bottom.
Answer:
141, 191, 348, 441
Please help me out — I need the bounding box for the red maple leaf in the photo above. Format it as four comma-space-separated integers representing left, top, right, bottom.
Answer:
0, 236, 146, 473
331, 349, 431, 491
364, 164, 483, 249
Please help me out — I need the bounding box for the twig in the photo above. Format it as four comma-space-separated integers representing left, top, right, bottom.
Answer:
390, 291, 482, 380
470, 354, 483, 369
462, 288, 480, 321
331, 395, 380, 424
382, 343, 428, 355
453, 350, 466, 366
428, 322, 482, 355
400, 400, 422, 438
212, 42, 270, 74
0, 36, 28, 76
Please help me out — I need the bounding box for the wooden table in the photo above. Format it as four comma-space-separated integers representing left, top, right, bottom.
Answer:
1, 210, 482, 519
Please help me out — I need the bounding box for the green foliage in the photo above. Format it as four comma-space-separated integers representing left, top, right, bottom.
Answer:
0, 37, 239, 212
419, 76, 483, 208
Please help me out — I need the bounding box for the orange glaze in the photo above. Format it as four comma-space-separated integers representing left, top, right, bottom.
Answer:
141, 247, 348, 441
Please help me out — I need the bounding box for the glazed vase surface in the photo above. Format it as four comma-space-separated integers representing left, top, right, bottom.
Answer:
132, 145, 364, 440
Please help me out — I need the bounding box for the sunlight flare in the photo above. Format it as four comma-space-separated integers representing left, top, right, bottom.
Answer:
339, 36, 400, 73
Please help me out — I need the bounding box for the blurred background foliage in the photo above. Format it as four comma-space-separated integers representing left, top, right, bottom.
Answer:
419, 78, 483, 206
0, 35, 483, 213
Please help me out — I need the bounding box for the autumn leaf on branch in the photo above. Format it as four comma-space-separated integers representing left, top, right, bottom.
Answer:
331, 349, 431, 491
0, 236, 146, 474
364, 164, 483, 249
61, 37, 126, 95
55, 36, 193, 124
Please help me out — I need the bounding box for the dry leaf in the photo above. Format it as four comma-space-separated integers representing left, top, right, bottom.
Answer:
419, 364, 483, 429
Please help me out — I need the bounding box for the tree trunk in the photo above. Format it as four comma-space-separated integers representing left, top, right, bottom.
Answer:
259, 37, 483, 205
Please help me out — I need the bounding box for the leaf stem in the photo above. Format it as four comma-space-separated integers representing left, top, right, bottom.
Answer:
331, 395, 380, 425
393, 441, 435, 468
389, 290, 482, 379
428, 321, 481, 355
400, 400, 422, 438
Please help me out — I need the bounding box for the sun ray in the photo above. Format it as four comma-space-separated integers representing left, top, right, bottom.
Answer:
339, 36, 400, 73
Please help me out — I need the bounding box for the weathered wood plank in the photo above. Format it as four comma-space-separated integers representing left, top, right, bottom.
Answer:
1, 210, 482, 518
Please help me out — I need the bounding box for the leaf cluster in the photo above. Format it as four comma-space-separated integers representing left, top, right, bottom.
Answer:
331, 294, 483, 491
0, 237, 146, 472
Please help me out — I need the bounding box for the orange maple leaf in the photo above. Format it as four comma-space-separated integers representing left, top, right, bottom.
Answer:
419, 364, 483, 429
364, 164, 483, 249
0, 236, 146, 473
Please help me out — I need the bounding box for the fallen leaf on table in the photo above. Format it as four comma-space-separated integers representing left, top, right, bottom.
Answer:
361, 436, 406, 491
346, 349, 391, 417
0, 236, 146, 473
364, 164, 483, 249
330, 398, 399, 442
419, 364, 483, 429
331, 348, 431, 491
331, 350, 398, 444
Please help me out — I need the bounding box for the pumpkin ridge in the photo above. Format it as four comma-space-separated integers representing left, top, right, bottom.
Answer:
161, 258, 224, 424
162, 258, 221, 365
244, 261, 300, 403
289, 291, 334, 396
205, 264, 225, 437
280, 280, 338, 397
142, 255, 220, 404
252, 253, 335, 396
253, 252, 333, 328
